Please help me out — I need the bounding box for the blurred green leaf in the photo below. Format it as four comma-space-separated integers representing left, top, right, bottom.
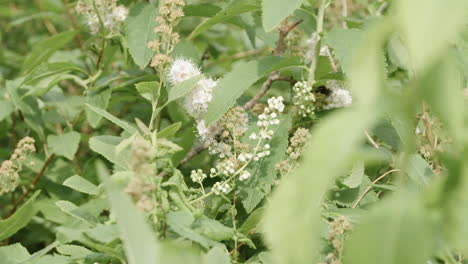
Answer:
0, 191, 41, 240
343, 192, 434, 264
21, 31, 76, 74
96, 161, 160, 264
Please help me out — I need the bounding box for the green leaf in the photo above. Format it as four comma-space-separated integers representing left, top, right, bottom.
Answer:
262, 0, 304, 32
167, 211, 222, 249
343, 192, 434, 264
86, 88, 112, 128
135, 81, 159, 102
63, 175, 99, 195
55, 200, 97, 226
86, 104, 137, 134
323, 29, 363, 76
23, 62, 85, 85
204, 247, 230, 264
184, 4, 221, 17
205, 56, 300, 125
0, 100, 14, 122
241, 115, 291, 213
0, 243, 31, 264
21, 31, 76, 74
407, 154, 435, 185
342, 162, 365, 188
0, 191, 41, 240
47, 131, 81, 160
157, 122, 182, 139
96, 161, 160, 264
89, 136, 130, 170
188, 0, 261, 39
239, 207, 265, 235
125, 2, 158, 69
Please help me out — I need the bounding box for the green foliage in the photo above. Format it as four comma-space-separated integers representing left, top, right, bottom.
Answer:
47, 131, 81, 160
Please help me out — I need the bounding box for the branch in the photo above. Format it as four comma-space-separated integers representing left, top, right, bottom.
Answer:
352, 169, 400, 208
6, 154, 55, 218
242, 74, 295, 110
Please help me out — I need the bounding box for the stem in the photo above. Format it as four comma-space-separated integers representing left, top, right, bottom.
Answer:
96, 37, 107, 71
307, 0, 327, 86
341, 0, 348, 28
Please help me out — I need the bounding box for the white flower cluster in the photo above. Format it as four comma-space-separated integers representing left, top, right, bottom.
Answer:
76, 0, 128, 35
293, 81, 315, 117
190, 169, 207, 183
168, 58, 217, 119
212, 182, 231, 195
211, 160, 236, 177
239, 170, 251, 181
324, 88, 353, 110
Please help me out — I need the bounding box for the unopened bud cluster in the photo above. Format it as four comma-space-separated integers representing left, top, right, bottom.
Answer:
125, 137, 156, 212
149, 0, 185, 68
76, 0, 128, 35
276, 128, 309, 175
0, 137, 36, 195
318, 216, 352, 264
190, 169, 207, 184
293, 81, 315, 117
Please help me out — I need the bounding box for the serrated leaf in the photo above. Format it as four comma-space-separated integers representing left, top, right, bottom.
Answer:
86, 104, 137, 134
262, 0, 304, 32
125, 2, 158, 69
21, 31, 76, 74
63, 175, 99, 195
48, 131, 81, 160
96, 161, 160, 264
323, 29, 363, 76
205, 56, 300, 125
89, 136, 130, 170
0, 191, 41, 240
241, 115, 291, 213
188, 0, 261, 39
